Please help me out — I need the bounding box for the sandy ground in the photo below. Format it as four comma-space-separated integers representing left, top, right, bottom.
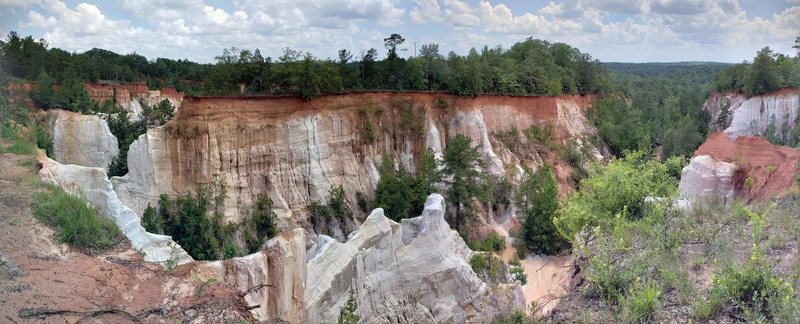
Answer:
0, 148, 244, 323
490, 216, 571, 315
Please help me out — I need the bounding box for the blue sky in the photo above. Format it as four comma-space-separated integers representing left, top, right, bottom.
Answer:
1, 0, 798, 64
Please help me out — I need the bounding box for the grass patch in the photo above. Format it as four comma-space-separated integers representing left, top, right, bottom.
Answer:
621, 282, 661, 323
31, 186, 120, 250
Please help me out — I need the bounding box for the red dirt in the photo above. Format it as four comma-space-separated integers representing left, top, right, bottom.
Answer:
0, 150, 245, 323
694, 132, 800, 201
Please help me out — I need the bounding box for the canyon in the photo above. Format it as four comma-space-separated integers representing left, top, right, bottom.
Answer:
16, 79, 800, 322
29, 85, 603, 322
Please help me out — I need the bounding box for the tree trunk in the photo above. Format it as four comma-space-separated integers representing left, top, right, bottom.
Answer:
455, 203, 461, 233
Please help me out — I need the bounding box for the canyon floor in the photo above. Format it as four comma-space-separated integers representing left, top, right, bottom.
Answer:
0, 144, 246, 323
491, 215, 572, 316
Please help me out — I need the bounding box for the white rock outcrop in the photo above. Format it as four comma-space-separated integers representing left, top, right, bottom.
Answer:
48, 109, 119, 169
705, 90, 800, 139
37, 152, 192, 267
677, 155, 737, 207
191, 228, 307, 322
305, 194, 524, 323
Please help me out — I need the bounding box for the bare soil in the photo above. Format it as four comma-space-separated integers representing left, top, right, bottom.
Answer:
0, 148, 247, 323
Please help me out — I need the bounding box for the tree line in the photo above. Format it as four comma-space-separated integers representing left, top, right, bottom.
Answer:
0, 31, 609, 99
715, 40, 800, 96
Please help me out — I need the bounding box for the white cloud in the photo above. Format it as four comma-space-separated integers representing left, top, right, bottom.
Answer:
0, 0, 41, 7
409, 0, 442, 23
23, 10, 56, 28
6, 0, 800, 63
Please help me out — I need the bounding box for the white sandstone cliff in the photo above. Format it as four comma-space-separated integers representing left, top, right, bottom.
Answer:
705, 90, 800, 139
111, 94, 601, 239
48, 109, 119, 169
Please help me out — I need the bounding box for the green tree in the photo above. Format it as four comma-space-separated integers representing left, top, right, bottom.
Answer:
411, 149, 441, 215
745, 47, 782, 96
441, 134, 487, 233
142, 203, 161, 233
384, 33, 405, 60
375, 155, 413, 220
141, 99, 175, 128
516, 164, 568, 254
250, 194, 278, 244
299, 53, 321, 99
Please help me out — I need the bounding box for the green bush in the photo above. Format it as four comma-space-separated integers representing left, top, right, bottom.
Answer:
509, 257, 528, 285
355, 191, 369, 213
470, 252, 505, 283
142, 203, 160, 233
32, 186, 120, 250
34, 124, 52, 156
555, 151, 681, 241
697, 204, 798, 321
583, 234, 647, 303
468, 232, 506, 252
338, 289, 360, 324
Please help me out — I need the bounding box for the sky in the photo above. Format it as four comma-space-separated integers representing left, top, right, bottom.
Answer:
0, 0, 798, 64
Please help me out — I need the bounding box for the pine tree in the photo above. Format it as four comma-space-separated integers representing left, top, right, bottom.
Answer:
441, 134, 487, 233
516, 164, 568, 255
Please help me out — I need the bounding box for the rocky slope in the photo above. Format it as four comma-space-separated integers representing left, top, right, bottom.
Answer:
680, 89, 800, 206
110, 92, 600, 239
305, 194, 524, 323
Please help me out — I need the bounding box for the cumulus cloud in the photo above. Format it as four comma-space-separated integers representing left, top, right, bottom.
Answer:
4, 0, 799, 63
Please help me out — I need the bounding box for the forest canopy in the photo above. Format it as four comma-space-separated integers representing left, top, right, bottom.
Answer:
0, 31, 609, 98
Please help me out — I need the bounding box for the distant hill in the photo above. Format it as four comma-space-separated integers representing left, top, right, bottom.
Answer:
601, 62, 731, 84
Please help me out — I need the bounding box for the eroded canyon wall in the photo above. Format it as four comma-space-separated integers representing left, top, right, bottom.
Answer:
111, 92, 600, 237
83, 82, 183, 118
680, 89, 800, 205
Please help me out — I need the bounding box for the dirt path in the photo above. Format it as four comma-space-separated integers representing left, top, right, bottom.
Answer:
0, 149, 244, 323
489, 217, 571, 316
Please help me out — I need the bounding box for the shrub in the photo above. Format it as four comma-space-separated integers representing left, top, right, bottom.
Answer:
156, 176, 233, 260
469, 232, 506, 252
509, 257, 528, 285
246, 193, 278, 253
744, 176, 755, 190
355, 191, 370, 213
700, 204, 798, 320
470, 253, 505, 283
555, 151, 681, 241
308, 185, 355, 235
338, 289, 360, 324
524, 123, 554, 144
32, 186, 120, 250
34, 124, 52, 157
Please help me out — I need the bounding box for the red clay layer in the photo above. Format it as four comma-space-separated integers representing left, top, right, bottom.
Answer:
695, 132, 800, 201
